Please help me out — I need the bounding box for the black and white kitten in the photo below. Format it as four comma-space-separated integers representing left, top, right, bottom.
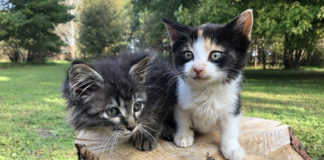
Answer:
163, 9, 253, 160
62, 53, 177, 151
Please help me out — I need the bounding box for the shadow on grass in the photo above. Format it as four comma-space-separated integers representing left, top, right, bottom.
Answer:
0, 61, 70, 69
243, 69, 324, 80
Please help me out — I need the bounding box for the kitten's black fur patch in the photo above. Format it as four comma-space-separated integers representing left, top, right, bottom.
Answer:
62, 52, 177, 151
234, 94, 241, 116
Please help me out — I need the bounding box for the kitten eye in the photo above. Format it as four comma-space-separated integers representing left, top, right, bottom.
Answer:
107, 107, 120, 116
133, 101, 143, 112
209, 51, 222, 61
183, 51, 193, 60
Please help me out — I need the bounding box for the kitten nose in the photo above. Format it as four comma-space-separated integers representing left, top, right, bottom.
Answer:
192, 62, 206, 76
193, 68, 203, 76
126, 118, 136, 131
126, 124, 135, 131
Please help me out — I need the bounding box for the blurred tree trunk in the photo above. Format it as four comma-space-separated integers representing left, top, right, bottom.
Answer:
27, 51, 46, 63
283, 35, 306, 70
254, 44, 258, 68
7, 45, 20, 63
270, 51, 277, 69
261, 37, 266, 70
54, 0, 81, 60
11, 48, 20, 63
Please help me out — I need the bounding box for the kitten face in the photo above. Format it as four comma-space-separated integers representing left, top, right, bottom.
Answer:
98, 92, 147, 138
179, 33, 229, 84
63, 54, 178, 151
163, 10, 253, 85
64, 56, 151, 139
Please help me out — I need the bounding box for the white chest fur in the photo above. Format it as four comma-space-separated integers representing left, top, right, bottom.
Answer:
177, 77, 241, 133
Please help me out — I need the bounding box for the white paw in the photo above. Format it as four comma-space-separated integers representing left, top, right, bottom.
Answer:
221, 144, 245, 160
174, 130, 194, 147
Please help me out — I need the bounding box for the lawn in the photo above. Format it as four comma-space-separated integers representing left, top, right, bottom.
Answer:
0, 62, 323, 159
242, 69, 324, 159
0, 62, 75, 159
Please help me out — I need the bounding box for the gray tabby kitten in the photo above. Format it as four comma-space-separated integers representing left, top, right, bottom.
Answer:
163, 9, 253, 160
62, 53, 177, 151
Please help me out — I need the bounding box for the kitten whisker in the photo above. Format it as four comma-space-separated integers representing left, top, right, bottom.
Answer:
141, 124, 158, 132
138, 126, 157, 144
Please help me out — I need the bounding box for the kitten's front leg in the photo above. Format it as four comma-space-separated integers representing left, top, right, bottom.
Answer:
130, 125, 159, 151
174, 107, 194, 147
220, 114, 245, 160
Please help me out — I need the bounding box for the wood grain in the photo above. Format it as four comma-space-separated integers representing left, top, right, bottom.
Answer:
75, 117, 309, 160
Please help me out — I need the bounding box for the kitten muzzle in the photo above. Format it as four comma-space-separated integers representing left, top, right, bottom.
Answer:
125, 117, 136, 131
126, 125, 136, 131
191, 62, 207, 78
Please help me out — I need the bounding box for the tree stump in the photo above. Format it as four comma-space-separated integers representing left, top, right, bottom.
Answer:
75, 117, 311, 160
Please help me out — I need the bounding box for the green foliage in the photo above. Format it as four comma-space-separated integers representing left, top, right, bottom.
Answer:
263, 2, 320, 68
78, 0, 128, 57
175, 0, 239, 25
0, 0, 73, 63
129, 0, 198, 54
131, 0, 324, 69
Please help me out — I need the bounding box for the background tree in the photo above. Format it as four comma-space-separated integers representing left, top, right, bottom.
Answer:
174, 0, 324, 69
254, 1, 324, 69
1, 0, 323, 68
0, 0, 73, 63
129, 0, 198, 61
77, 0, 128, 58
55, 0, 82, 60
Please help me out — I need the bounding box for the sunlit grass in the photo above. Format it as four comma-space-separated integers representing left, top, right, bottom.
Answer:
47, 60, 70, 64
300, 66, 324, 72
0, 62, 323, 159
242, 69, 324, 159
0, 61, 75, 159
0, 76, 10, 81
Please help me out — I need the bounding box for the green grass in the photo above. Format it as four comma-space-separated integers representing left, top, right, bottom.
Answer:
242, 69, 324, 159
0, 62, 75, 159
0, 62, 323, 159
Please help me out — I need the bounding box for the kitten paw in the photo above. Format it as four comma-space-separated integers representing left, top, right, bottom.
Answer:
221, 144, 245, 160
132, 138, 157, 151
174, 130, 194, 147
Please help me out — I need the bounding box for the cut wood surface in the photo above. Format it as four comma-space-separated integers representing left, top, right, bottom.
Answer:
75, 117, 311, 160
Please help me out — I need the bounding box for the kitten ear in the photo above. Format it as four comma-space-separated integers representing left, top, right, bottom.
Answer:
129, 56, 151, 85
226, 9, 253, 40
68, 61, 104, 101
163, 17, 191, 45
